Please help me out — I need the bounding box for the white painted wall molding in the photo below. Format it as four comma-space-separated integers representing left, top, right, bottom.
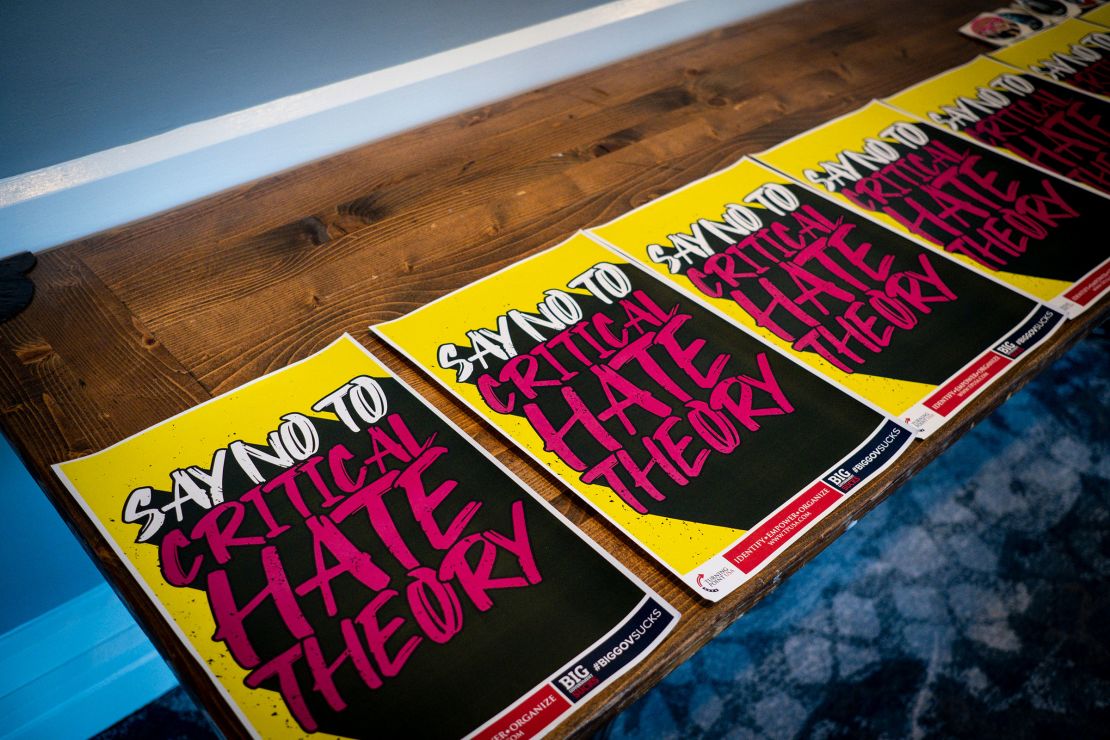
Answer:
0, 0, 796, 255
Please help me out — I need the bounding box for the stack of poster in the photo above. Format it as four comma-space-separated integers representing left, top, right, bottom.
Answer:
884, 57, 1110, 194
990, 18, 1110, 96
55, 337, 678, 739
374, 235, 913, 602
586, 158, 1061, 437
755, 101, 1110, 317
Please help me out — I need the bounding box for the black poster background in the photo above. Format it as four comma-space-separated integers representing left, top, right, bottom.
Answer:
459, 263, 887, 533
653, 181, 1039, 387
145, 378, 646, 738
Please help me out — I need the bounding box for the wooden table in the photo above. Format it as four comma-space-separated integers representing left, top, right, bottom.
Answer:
3, 0, 1106, 736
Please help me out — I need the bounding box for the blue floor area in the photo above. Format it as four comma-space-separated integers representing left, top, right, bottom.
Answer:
98, 325, 1109, 739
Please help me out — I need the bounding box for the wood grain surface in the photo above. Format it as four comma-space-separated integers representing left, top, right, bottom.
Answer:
2, 0, 1106, 736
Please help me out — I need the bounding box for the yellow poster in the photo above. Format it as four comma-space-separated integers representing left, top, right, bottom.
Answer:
53, 335, 679, 739
374, 235, 912, 601
1084, 4, 1110, 26
587, 157, 1062, 437
885, 56, 1110, 194
755, 101, 1110, 317
991, 18, 1110, 98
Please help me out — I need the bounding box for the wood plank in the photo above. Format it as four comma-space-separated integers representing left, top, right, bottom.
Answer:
3, 0, 1105, 736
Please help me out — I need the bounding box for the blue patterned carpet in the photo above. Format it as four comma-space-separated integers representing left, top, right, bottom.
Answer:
99, 325, 1109, 740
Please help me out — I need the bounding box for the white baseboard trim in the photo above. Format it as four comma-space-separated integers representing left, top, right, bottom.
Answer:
0, 0, 694, 209
0, 0, 795, 255
0, 584, 178, 739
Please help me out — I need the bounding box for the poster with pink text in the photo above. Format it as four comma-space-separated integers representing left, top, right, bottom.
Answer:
755, 101, 1110, 317
54, 335, 678, 739
374, 234, 913, 602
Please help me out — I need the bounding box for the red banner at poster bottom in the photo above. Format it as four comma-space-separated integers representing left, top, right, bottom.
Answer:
924, 351, 1012, 416
472, 684, 571, 740
724, 483, 844, 575
1064, 262, 1110, 307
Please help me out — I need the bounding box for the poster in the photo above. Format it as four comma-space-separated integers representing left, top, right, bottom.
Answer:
991, 18, 1110, 97
884, 56, 1110, 194
587, 158, 1063, 437
755, 101, 1110, 317
373, 235, 912, 602
54, 335, 679, 739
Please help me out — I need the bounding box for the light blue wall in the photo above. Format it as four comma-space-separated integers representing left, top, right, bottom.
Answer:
0, 0, 611, 178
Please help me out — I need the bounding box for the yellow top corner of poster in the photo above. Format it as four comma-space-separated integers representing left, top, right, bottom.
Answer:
373, 233, 609, 386
586, 157, 940, 418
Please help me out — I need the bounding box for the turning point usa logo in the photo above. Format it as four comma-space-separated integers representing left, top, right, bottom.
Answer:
696, 566, 735, 593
